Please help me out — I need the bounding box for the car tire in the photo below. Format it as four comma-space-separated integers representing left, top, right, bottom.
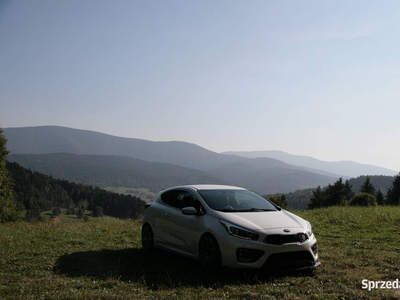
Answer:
142, 223, 154, 252
199, 234, 221, 271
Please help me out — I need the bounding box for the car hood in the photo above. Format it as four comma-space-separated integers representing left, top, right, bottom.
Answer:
214, 209, 306, 231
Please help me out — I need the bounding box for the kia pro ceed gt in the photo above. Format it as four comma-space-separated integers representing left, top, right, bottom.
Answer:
142, 185, 320, 271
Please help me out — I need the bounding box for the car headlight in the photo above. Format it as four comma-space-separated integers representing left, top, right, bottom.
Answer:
306, 221, 313, 237
220, 220, 259, 241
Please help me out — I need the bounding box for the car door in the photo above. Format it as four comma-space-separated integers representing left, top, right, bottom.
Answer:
161, 189, 203, 256
153, 189, 175, 247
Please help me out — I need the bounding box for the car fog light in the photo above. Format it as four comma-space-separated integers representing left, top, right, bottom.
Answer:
312, 243, 318, 255
236, 248, 264, 263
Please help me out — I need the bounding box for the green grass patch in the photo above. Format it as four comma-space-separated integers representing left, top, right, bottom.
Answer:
1, 207, 400, 299
105, 187, 156, 202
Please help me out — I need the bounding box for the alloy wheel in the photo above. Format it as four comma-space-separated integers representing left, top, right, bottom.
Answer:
199, 235, 221, 271
141, 224, 154, 252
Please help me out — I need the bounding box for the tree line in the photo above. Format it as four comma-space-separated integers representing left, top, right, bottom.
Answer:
308, 175, 400, 209
1, 126, 145, 222
6, 162, 146, 221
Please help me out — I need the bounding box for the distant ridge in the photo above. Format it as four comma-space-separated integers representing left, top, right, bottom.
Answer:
222, 150, 397, 177
4, 126, 236, 171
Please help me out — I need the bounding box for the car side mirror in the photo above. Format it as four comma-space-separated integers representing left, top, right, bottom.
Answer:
182, 207, 198, 215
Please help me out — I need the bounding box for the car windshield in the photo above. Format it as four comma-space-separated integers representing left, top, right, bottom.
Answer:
198, 189, 278, 212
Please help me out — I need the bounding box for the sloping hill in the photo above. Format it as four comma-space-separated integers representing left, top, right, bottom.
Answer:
7, 153, 228, 192
209, 163, 336, 194
223, 150, 397, 177
348, 175, 394, 195
4, 126, 237, 172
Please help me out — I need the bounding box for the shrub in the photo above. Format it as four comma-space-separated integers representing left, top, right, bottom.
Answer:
350, 193, 378, 207
267, 194, 289, 209
52, 207, 62, 216
77, 209, 84, 219
24, 209, 43, 222
92, 206, 104, 217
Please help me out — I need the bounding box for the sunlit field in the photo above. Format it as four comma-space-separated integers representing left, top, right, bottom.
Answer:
1, 206, 400, 299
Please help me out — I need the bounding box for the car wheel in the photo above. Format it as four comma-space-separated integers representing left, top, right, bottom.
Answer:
199, 234, 221, 271
142, 223, 154, 252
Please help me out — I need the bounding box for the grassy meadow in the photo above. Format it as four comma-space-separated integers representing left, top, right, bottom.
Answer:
104, 187, 156, 203
1, 206, 400, 299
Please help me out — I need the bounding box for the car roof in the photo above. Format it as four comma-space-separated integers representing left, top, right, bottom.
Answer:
166, 184, 247, 191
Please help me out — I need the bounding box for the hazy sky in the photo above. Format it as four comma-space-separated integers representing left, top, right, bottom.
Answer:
1, 0, 400, 170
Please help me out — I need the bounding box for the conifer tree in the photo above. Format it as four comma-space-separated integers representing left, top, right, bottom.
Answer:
386, 172, 400, 205
325, 178, 354, 206
359, 176, 376, 196
376, 190, 385, 205
307, 186, 325, 209
0, 128, 19, 222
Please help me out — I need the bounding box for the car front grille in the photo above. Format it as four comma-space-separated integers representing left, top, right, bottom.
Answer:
263, 251, 315, 269
264, 233, 308, 245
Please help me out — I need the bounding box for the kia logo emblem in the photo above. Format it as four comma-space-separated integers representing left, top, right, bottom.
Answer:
283, 229, 290, 233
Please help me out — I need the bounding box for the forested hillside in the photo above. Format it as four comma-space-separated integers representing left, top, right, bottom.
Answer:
211, 162, 336, 194
6, 162, 145, 219
7, 153, 227, 192
348, 175, 394, 195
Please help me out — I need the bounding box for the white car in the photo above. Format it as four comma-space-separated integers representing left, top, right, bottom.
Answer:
142, 185, 320, 271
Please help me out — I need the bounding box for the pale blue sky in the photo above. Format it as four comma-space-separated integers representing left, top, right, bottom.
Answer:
1, 0, 400, 170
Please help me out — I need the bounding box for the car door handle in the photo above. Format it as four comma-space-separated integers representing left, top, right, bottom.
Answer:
165, 212, 171, 217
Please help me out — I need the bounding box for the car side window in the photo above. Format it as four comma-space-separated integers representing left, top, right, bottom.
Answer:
174, 190, 196, 209
180, 192, 199, 209
160, 190, 176, 207
161, 189, 203, 211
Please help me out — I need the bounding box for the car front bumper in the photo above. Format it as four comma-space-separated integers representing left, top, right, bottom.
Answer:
216, 231, 319, 270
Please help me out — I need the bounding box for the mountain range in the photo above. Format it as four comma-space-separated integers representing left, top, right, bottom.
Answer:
4, 126, 397, 195
222, 150, 397, 178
